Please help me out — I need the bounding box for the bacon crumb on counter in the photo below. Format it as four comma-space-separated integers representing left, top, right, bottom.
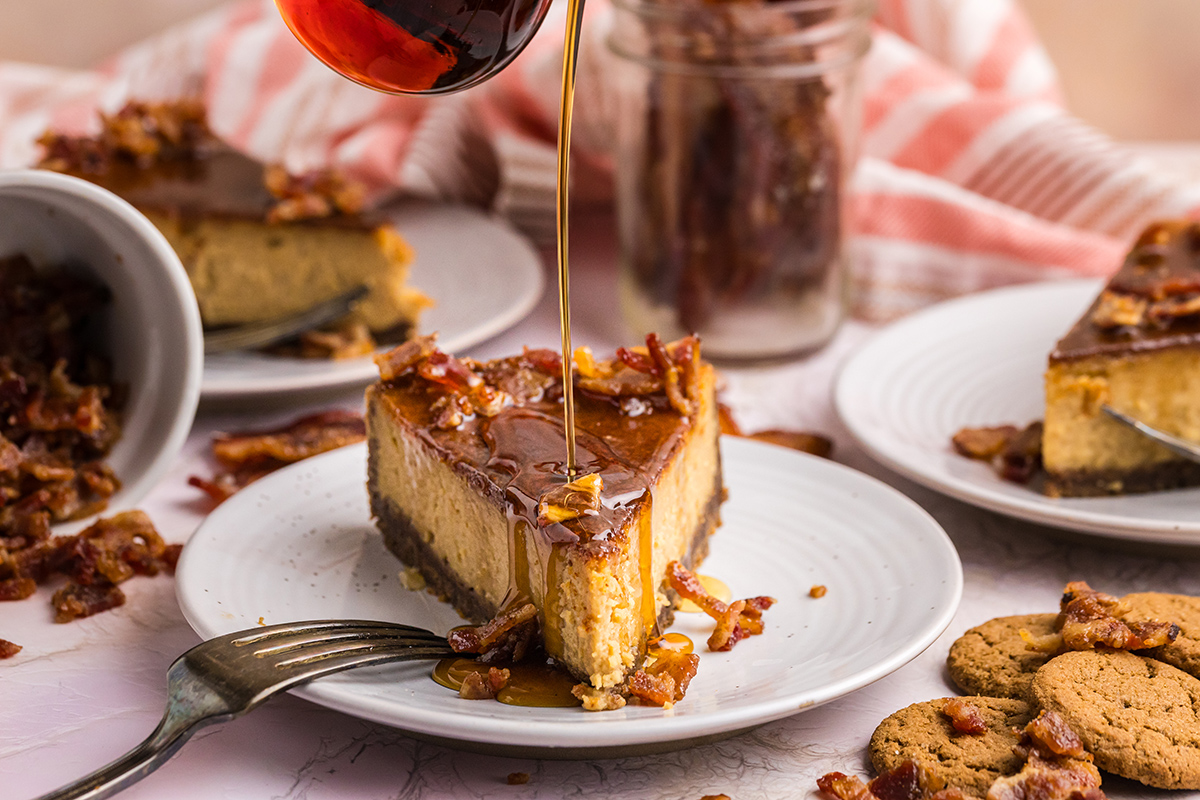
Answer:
506, 773, 530, 785
668, 561, 775, 651
188, 410, 366, 504
818, 760, 965, 800
811, 584, 828, 598
941, 698, 987, 735
987, 711, 1104, 800
0, 639, 22, 659
0, 510, 179, 623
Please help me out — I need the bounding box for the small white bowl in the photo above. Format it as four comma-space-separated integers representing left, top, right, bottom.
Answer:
0, 169, 202, 531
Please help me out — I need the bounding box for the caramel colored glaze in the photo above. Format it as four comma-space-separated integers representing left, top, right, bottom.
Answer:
648, 632, 694, 657
61, 148, 378, 229
432, 658, 581, 707
1053, 223, 1200, 362
638, 494, 657, 633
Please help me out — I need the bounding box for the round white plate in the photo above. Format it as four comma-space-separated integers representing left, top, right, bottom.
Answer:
176, 437, 961, 757
836, 279, 1200, 544
201, 203, 543, 399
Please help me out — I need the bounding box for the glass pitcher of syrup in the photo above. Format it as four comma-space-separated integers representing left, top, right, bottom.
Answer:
275, 0, 555, 94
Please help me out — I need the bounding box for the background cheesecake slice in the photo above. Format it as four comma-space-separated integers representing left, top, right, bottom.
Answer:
1044, 221, 1200, 496
39, 100, 430, 339
366, 335, 722, 689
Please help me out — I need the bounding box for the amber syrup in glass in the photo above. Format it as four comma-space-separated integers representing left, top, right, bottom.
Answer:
276, 0, 555, 94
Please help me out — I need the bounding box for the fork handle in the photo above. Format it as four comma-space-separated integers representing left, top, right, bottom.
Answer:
31, 715, 211, 800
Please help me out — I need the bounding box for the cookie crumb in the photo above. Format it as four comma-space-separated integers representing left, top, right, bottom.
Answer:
400, 566, 427, 591
507, 772, 530, 785
810, 585, 827, 599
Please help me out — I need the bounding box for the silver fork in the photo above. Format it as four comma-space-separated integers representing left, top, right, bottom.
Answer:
34, 619, 455, 800
203, 285, 369, 354
1102, 405, 1200, 464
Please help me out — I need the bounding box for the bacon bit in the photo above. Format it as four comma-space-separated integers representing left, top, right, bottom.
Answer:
52, 581, 126, 623
1091, 291, 1148, 329
189, 411, 366, 505
458, 666, 511, 700
38, 99, 209, 173
628, 649, 700, 707
375, 334, 439, 382
1025, 711, 1089, 761
941, 698, 988, 735
448, 603, 538, 664
264, 164, 365, 223
667, 561, 775, 651
1059, 580, 1179, 652
952, 426, 1020, 460
810, 584, 828, 598
572, 683, 627, 711
507, 773, 530, 786
1019, 627, 1064, 655
0, 638, 21, 659
819, 761, 951, 800
538, 473, 603, 526
520, 347, 562, 375
818, 771, 876, 800
616, 346, 658, 375
418, 351, 482, 394
748, 430, 834, 458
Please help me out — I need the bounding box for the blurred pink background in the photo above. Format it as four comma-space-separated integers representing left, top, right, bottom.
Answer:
0, 0, 1198, 141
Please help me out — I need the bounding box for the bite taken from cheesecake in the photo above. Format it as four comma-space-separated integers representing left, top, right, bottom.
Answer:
365, 333, 725, 695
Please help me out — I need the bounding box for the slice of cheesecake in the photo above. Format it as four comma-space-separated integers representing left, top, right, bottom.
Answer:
1044, 221, 1200, 497
366, 334, 723, 689
39, 100, 430, 339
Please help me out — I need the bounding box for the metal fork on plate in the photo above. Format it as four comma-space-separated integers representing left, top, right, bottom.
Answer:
34, 620, 455, 800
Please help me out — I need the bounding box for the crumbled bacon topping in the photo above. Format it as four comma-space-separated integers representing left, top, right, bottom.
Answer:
38, 99, 209, 173
1058, 580, 1178, 652
188, 410, 366, 504
447, 602, 539, 664
458, 666, 510, 700
627, 648, 700, 708
0, 256, 123, 536
1091, 291, 1148, 329
373, 334, 704, 430
538, 473, 603, 526
951, 422, 1043, 484
667, 560, 775, 651
0, 510, 179, 622
941, 698, 988, 735
818, 760, 964, 800
988, 712, 1104, 800
264, 163, 366, 223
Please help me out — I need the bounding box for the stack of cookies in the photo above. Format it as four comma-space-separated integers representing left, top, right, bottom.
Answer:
866, 586, 1200, 796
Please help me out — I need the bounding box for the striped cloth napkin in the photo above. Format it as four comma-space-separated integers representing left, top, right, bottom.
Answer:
1, 0, 1196, 321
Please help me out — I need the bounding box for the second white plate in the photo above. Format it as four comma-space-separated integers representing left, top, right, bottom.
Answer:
835, 279, 1200, 544
201, 202, 543, 399
176, 437, 961, 757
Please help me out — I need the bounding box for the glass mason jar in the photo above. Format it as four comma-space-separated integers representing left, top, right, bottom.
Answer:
608, 0, 872, 362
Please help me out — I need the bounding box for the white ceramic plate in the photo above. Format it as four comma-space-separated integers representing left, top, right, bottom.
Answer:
201, 203, 543, 399
835, 279, 1200, 544
176, 437, 962, 757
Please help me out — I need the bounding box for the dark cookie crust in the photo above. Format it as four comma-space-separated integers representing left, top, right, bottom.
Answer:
1033, 650, 1200, 790
947, 614, 1059, 702
869, 696, 1035, 798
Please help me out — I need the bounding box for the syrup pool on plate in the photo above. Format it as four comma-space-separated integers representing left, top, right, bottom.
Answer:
275, 0, 555, 94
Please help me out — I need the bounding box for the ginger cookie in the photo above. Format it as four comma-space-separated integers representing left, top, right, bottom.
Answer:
1033, 650, 1200, 789
1122, 592, 1200, 678
868, 696, 1035, 797
946, 613, 1058, 701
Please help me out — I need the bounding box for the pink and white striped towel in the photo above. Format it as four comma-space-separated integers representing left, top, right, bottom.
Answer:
1, 0, 1196, 321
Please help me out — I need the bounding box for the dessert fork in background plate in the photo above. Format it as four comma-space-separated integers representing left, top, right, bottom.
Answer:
33, 620, 454, 800
201, 284, 370, 354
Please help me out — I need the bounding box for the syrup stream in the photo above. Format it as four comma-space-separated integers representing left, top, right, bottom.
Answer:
556, 0, 587, 475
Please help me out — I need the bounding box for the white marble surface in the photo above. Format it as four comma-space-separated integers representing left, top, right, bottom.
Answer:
5, 213, 1200, 800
